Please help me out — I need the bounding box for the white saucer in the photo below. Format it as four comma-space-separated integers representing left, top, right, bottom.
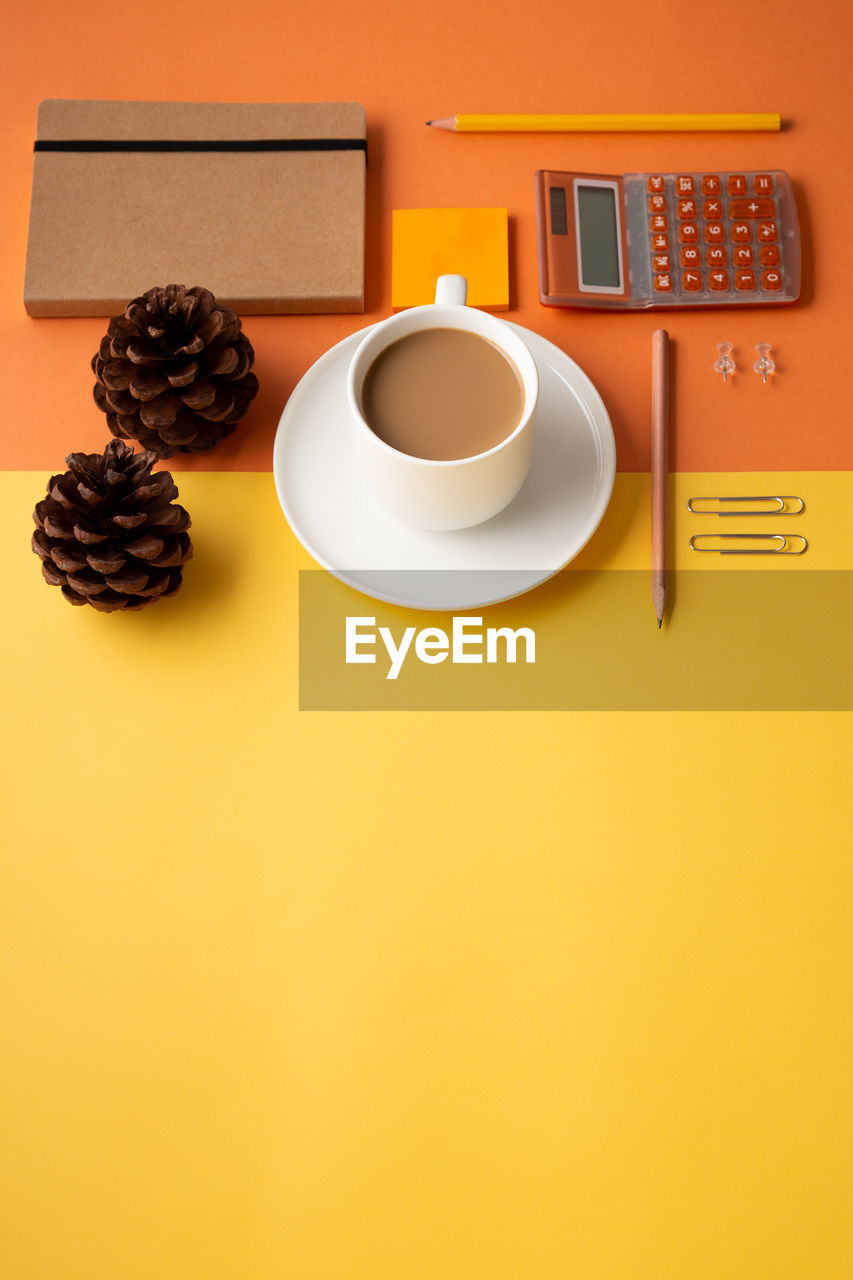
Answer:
273, 322, 616, 610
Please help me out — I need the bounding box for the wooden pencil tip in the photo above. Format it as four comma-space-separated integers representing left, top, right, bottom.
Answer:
658, 617, 662, 628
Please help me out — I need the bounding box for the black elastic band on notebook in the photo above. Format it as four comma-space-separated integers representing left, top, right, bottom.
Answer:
34, 138, 367, 156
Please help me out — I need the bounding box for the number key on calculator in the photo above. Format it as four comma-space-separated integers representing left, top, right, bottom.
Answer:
535, 169, 802, 309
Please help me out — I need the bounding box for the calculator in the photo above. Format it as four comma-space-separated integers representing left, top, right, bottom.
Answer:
535, 169, 802, 309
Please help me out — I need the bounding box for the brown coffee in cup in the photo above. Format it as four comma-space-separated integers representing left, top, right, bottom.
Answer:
360, 327, 525, 462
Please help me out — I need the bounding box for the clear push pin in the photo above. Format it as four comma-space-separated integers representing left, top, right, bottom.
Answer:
754, 342, 775, 383
715, 342, 736, 382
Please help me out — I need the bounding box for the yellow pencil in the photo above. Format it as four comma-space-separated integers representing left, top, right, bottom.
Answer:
427, 112, 782, 133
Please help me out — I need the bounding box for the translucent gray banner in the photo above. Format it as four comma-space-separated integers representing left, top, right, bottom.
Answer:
299, 570, 853, 711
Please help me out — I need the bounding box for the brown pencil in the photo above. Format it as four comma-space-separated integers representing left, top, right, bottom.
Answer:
651, 329, 669, 628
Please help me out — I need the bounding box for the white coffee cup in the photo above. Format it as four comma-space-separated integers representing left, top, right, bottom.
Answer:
347, 275, 539, 530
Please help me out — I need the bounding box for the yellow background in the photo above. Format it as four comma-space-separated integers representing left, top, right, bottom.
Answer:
4, 469, 852, 1276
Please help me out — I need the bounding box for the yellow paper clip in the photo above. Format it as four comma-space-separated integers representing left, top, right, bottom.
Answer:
688, 533, 808, 555
686, 495, 805, 515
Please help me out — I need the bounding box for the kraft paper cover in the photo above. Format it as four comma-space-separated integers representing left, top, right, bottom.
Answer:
24, 99, 366, 317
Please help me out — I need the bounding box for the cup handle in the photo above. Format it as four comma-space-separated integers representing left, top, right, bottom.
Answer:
434, 275, 468, 306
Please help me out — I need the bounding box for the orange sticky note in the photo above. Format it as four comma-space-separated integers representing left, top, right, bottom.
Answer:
391, 208, 509, 309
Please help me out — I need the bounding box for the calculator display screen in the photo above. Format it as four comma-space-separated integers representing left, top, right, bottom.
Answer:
576, 184, 621, 289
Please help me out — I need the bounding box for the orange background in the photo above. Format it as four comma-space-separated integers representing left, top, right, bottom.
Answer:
1, 0, 850, 474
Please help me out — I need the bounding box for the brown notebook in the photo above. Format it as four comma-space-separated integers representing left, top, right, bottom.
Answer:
24, 99, 366, 317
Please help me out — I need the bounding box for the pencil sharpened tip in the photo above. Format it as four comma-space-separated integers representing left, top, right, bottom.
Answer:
657, 617, 663, 629
426, 120, 433, 126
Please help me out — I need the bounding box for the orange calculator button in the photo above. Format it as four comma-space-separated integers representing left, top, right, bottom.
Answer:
709, 269, 729, 291
680, 247, 700, 267
735, 269, 757, 290
729, 198, 776, 218
682, 270, 702, 291
648, 175, 666, 193
728, 175, 747, 195
649, 214, 668, 233
758, 221, 778, 242
675, 175, 695, 195
731, 222, 752, 243
652, 253, 671, 272
762, 269, 783, 290
651, 233, 669, 252
648, 194, 666, 212
678, 222, 699, 243
733, 246, 753, 267
677, 197, 698, 219
653, 272, 673, 292
759, 245, 780, 266
754, 174, 774, 194
704, 222, 725, 244
701, 175, 721, 195
703, 197, 723, 219
706, 246, 727, 266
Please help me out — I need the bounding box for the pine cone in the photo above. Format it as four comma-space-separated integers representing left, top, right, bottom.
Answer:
32, 440, 192, 612
92, 284, 259, 457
